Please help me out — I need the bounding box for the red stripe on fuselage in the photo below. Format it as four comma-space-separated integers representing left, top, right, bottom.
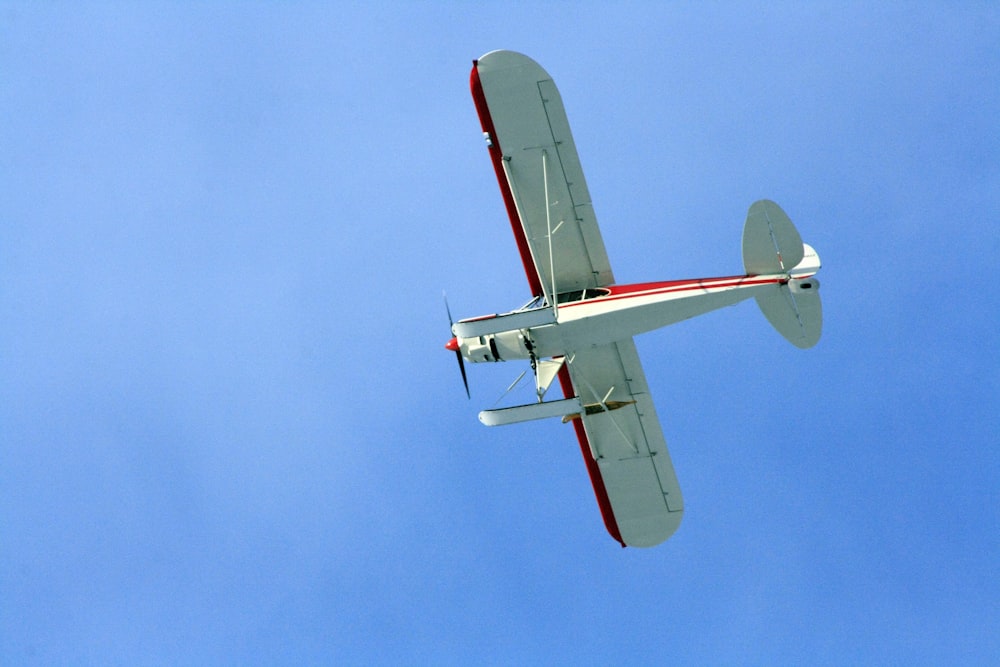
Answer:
554, 275, 784, 311
470, 61, 545, 298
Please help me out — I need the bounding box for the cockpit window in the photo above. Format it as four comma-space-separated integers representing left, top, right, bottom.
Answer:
520, 288, 610, 310
555, 288, 610, 303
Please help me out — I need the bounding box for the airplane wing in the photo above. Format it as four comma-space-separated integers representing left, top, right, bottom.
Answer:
471, 51, 682, 547
471, 50, 615, 299
559, 340, 684, 547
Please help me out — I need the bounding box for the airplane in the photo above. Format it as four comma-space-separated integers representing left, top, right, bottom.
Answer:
446, 50, 822, 548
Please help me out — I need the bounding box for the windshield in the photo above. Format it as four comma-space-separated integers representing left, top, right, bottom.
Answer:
517, 288, 610, 311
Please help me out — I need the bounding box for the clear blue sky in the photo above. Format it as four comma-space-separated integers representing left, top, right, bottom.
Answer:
2, 3, 997, 664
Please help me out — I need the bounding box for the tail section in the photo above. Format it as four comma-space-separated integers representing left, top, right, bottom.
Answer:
742, 199, 803, 275
755, 274, 822, 348
742, 200, 823, 349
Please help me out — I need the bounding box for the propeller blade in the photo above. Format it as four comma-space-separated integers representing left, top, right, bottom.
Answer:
455, 349, 470, 399
444, 292, 469, 398
443, 292, 455, 328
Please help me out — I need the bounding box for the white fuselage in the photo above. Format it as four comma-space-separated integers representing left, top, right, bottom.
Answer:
454, 271, 815, 364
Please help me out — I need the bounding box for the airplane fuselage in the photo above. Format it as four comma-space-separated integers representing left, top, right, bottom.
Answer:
450, 270, 818, 364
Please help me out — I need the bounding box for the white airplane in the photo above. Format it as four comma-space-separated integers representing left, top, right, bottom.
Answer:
446, 50, 822, 548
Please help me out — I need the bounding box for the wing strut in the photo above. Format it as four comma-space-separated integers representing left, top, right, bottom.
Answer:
542, 149, 559, 320
535, 357, 564, 400
500, 150, 563, 313
566, 355, 639, 456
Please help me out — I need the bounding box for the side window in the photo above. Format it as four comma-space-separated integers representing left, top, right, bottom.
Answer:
555, 288, 610, 303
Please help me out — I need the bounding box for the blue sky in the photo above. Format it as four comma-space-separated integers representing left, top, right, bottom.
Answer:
2, 3, 997, 664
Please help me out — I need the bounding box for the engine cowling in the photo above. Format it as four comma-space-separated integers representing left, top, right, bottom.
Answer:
460, 329, 532, 363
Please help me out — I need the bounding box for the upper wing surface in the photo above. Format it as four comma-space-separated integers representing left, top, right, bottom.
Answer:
564, 339, 683, 547
472, 50, 615, 297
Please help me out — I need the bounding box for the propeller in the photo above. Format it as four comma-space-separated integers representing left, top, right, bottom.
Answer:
443, 293, 470, 399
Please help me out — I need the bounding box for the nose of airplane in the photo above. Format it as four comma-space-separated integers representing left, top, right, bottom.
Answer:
445, 337, 459, 352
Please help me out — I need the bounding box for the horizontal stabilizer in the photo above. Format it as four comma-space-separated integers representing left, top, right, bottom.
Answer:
479, 397, 582, 426
756, 278, 822, 348
743, 200, 804, 275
